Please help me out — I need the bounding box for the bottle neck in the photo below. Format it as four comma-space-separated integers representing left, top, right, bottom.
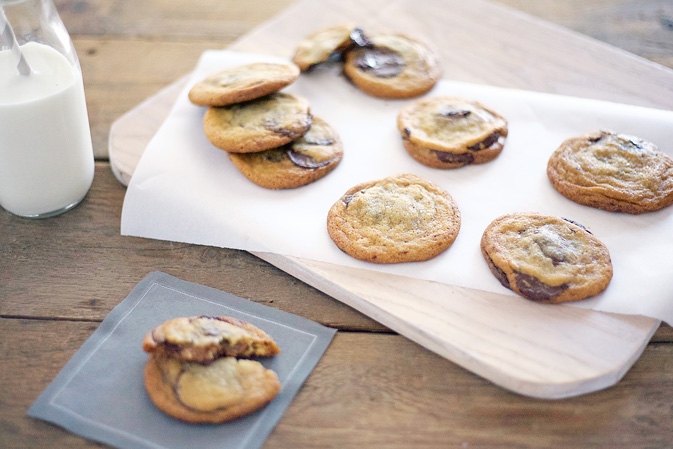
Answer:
0, 0, 77, 67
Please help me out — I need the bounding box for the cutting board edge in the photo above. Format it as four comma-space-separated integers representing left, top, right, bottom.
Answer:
253, 251, 660, 399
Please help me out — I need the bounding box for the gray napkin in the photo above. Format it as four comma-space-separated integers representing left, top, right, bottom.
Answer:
28, 271, 336, 449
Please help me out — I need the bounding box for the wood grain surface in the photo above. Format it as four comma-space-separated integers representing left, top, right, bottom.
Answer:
2, 0, 673, 447
2, 319, 672, 449
106, 0, 670, 398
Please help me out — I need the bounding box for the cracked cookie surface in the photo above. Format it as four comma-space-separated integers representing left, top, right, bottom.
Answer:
144, 354, 280, 424
480, 213, 613, 304
343, 33, 440, 99
142, 315, 280, 363
397, 96, 508, 168
547, 130, 673, 214
327, 173, 461, 263
188, 62, 300, 107
203, 92, 311, 153
228, 116, 343, 189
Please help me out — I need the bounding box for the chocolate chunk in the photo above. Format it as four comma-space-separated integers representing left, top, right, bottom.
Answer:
264, 115, 312, 138
484, 253, 510, 289
403, 127, 411, 137
287, 149, 332, 169
626, 138, 644, 150
561, 218, 592, 234
438, 107, 471, 119
303, 136, 335, 146
342, 194, 355, 206
270, 127, 301, 138
467, 131, 501, 151
534, 240, 566, 266
353, 47, 404, 78
431, 150, 474, 165
588, 132, 608, 144
515, 272, 568, 302
350, 27, 373, 48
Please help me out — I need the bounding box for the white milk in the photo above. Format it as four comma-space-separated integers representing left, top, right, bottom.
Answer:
0, 42, 94, 217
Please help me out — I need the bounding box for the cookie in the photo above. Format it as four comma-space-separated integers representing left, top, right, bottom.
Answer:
343, 33, 440, 99
480, 213, 613, 304
142, 315, 281, 363
144, 354, 280, 424
228, 116, 343, 189
397, 96, 508, 168
188, 62, 300, 107
327, 173, 461, 263
292, 24, 370, 71
203, 92, 312, 153
547, 130, 673, 214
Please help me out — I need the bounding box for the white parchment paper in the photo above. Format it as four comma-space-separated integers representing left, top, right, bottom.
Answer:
121, 50, 673, 325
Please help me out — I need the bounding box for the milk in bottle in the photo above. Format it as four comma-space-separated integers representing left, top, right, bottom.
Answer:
0, 0, 94, 218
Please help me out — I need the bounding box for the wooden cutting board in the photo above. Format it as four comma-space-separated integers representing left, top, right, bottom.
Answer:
109, 0, 671, 399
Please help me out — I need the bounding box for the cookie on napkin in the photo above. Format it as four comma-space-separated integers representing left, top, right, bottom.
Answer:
327, 173, 461, 263
188, 62, 300, 107
480, 213, 613, 304
144, 355, 281, 424
397, 96, 508, 168
547, 130, 673, 214
143, 315, 281, 363
143, 315, 281, 423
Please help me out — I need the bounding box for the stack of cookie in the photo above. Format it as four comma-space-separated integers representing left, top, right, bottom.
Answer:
189, 62, 343, 189
142, 316, 281, 423
293, 24, 441, 99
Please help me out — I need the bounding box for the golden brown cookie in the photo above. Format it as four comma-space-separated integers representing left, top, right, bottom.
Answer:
228, 116, 343, 189
397, 96, 508, 168
480, 213, 613, 304
292, 24, 370, 71
142, 315, 281, 363
343, 33, 440, 99
144, 354, 281, 424
547, 130, 673, 214
203, 93, 312, 153
188, 62, 300, 107
327, 173, 461, 263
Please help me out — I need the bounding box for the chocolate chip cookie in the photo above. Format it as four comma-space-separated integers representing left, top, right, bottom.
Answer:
144, 354, 280, 424
203, 92, 312, 153
480, 213, 613, 304
343, 33, 441, 99
142, 315, 281, 363
188, 62, 300, 107
228, 116, 343, 189
327, 173, 461, 263
397, 96, 508, 168
142, 315, 281, 423
292, 24, 370, 71
547, 130, 673, 214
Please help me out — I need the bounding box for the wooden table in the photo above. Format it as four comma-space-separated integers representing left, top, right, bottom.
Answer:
2, 0, 672, 447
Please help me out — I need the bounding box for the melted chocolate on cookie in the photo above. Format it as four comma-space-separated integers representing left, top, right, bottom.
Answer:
264, 115, 313, 139
438, 107, 471, 119
430, 150, 474, 165
515, 272, 568, 302
467, 131, 501, 152
349, 27, 373, 48
287, 149, 333, 169
353, 47, 405, 78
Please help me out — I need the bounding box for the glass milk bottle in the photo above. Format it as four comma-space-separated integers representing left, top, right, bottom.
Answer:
0, 0, 94, 218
